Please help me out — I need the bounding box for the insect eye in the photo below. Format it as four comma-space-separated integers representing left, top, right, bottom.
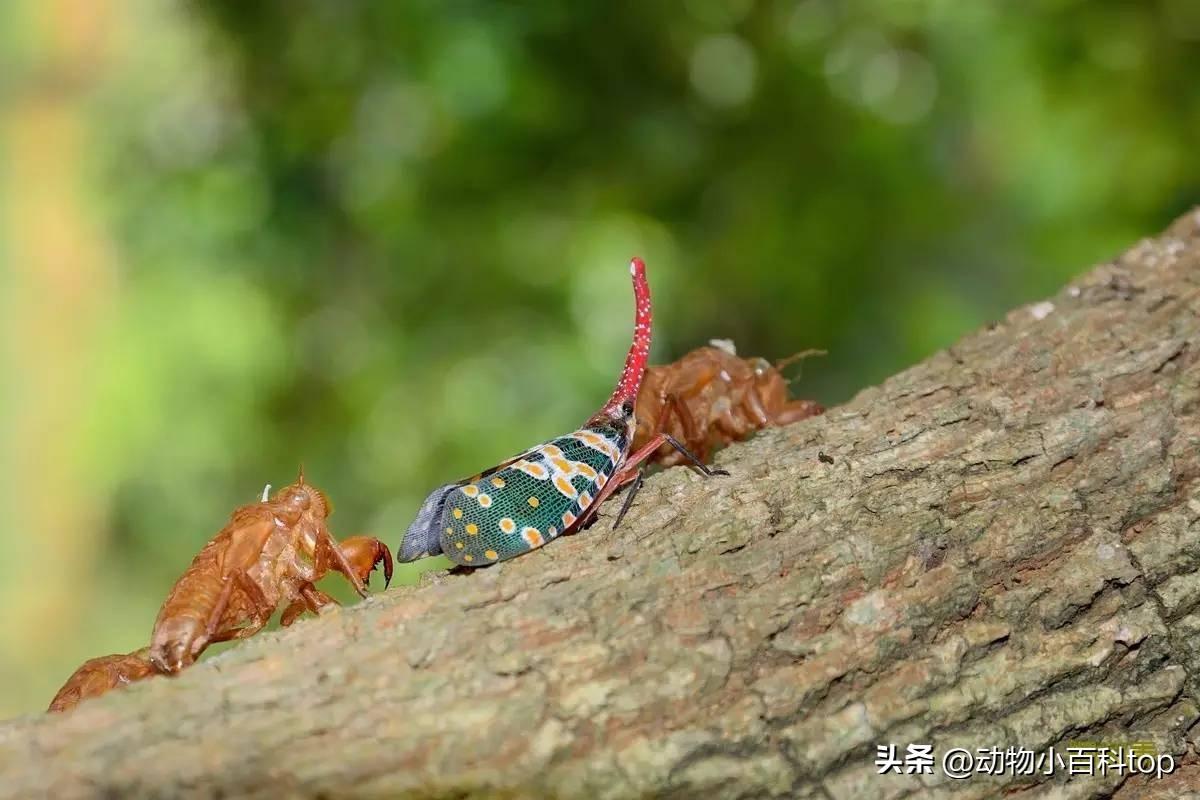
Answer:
621, 400, 634, 417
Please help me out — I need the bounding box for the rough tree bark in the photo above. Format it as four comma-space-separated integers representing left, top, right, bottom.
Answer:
3, 212, 1200, 800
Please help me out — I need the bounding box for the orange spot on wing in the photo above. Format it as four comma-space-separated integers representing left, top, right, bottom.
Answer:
575, 430, 620, 460
515, 460, 549, 480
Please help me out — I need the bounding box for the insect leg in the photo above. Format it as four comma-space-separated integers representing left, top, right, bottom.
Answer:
202, 575, 238, 642
208, 569, 273, 643
316, 523, 369, 598
280, 601, 306, 628
280, 585, 337, 627
740, 382, 774, 428
665, 392, 709, 464
603, 431, 729, 530
307, 523, 332, 576
611, 469, 645, 530
774, 399, 824, 425
657, 433, 729, 477
571, 463, 641, 533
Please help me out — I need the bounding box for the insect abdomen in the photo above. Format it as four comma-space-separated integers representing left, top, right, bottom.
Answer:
438, 427, 623, 565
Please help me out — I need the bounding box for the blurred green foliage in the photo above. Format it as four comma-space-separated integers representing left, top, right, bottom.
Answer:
1, 0, 1197, 716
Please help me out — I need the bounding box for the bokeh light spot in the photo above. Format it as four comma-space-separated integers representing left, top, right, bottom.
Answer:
690, 34, 758, 109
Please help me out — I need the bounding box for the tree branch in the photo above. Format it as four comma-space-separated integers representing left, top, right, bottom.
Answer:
4, 210, 1200, 799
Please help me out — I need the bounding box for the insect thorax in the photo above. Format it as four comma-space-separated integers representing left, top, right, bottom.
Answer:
438, 422, 628, 565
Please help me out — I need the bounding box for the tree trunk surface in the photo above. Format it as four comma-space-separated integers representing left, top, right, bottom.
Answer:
5, 212, 1200, 800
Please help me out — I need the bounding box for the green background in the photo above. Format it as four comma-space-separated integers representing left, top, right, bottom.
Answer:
0, 0, 1197, 717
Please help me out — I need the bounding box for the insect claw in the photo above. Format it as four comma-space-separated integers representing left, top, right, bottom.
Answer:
261, 484, 272, 502
661, 433, 726, 477
612, 469, 645, 531
379, 544, 394, 589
